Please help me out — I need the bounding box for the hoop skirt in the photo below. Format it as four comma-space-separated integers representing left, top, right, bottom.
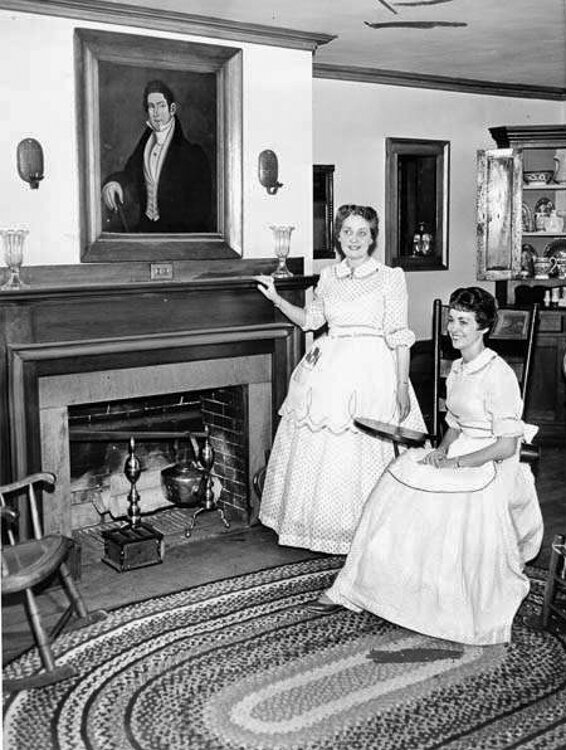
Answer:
259, 257, 426, 554
327, 348, 543, 645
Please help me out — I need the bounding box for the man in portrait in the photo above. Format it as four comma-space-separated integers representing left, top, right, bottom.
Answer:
102, 79, 213, 233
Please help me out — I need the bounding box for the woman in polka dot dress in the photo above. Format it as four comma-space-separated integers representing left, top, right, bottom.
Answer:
255, 204, 426, 554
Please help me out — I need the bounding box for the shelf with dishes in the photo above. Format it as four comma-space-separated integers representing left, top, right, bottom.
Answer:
523, 164, 566, 189
521, 197, 565, 235
477, 126, 566, 283
520, 237, 566, 282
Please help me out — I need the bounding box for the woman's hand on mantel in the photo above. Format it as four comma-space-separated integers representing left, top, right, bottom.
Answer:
255, 274, 307, 328
255, 275, 279, 304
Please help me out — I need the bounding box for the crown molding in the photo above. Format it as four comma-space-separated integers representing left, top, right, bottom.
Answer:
313, 63, 566, 101
489, 125, 566, 148
0, 0, 336, 51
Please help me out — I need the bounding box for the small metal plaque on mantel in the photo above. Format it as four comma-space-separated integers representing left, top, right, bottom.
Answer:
101, 523, 164, 573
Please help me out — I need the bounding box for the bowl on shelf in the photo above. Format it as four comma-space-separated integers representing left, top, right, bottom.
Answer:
523, 170, 555, 186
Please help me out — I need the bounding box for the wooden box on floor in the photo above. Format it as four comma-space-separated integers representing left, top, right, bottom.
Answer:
101, 523, 164, 572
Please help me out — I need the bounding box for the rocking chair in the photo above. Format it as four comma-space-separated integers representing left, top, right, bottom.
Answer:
1, 472, 106, 691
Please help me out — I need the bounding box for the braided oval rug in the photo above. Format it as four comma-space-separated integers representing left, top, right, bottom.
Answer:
3, 557, 566, 750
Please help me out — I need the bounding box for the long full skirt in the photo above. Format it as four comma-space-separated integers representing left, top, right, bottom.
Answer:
327, 440, 543, 644
259, 333, 426, 554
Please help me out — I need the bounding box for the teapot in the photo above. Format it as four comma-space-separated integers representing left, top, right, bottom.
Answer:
554, 149, 566, 185
161, 460, 204, 507
160, 433, 205, 507
160, 427, 217, 508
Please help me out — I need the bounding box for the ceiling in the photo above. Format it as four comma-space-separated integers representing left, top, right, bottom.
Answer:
103, 0, 566, 96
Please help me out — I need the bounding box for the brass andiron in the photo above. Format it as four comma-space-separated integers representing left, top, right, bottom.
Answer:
124, 436, 142, 528
186, 426, 230, 537
100, 436, 164, 572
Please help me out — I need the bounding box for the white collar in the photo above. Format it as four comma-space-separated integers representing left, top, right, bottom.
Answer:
453, 347, 497, 375
147, 116, 175, 145
335, 257, 379, 279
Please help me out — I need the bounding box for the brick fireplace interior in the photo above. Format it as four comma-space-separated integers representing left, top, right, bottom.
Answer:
69, 385, 250, 529
39, 353, 271, 533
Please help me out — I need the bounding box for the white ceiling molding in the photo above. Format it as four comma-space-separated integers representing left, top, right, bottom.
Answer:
313, 63, 566, 101
0, 0, 336, 51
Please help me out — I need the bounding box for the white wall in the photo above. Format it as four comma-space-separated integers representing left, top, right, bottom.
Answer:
1, 7, 563, 310
0, 10, 313, 267
313, 79, 564, 338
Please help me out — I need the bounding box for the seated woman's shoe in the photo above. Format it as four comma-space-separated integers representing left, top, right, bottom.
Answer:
305, 593, 343, 614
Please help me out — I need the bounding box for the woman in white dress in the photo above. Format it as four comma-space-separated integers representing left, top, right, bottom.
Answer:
316, 287, 543, 646
255, 205, 426, 554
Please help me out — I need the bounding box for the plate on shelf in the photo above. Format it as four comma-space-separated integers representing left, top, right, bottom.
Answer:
534, 197, 554, 216
521, 203, 533, 232
544, 238, 566, 260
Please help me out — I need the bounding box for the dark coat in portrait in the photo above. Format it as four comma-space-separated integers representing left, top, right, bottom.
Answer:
104, 117, 212, 233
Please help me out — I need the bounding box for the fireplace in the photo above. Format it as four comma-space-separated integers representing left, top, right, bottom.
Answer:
0, 268, 315, 536
38, 351, 272, 533
69, 385, 249, 528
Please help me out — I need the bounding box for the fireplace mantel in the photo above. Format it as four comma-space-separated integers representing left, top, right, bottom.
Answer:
0, 267, 317, 531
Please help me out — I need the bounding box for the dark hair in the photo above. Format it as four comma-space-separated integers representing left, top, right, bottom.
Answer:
448, 286, 497, 331
334, 204, 379, 258
143, 80, 176, 110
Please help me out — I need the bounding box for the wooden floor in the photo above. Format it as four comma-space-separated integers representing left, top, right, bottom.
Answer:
2, 444, 565, 668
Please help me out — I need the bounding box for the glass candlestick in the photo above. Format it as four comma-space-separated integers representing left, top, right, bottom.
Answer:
412, 222, 433, 257
270, 224, 295, 278
1, 228, 29, 290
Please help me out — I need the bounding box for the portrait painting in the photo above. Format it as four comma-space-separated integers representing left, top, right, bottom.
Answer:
75, 29, 243, 262
99, 62, 217, 235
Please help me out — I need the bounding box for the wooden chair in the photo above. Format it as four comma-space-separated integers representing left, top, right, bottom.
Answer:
1, 473, 106, 691
542, 534, 566, 633
355, 300, 540, 468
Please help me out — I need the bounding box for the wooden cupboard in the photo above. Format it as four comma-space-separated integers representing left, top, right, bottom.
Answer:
477, 125, 566, 443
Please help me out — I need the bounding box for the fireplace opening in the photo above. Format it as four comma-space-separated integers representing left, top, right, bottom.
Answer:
68, 386, 249, 529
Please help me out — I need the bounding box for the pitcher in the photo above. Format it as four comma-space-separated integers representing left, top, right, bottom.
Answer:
554, 149, 566, 185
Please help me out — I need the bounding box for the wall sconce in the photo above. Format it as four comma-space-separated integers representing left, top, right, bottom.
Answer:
258, 149, 283, 195
17, 138, 44, 189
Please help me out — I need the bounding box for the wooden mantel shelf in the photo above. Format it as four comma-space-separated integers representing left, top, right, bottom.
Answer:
0, 274, 317, 302
0, 256, 315, 299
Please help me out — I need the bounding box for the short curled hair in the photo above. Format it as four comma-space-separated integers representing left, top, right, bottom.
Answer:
334, 204, 379, 258
448, 286, 497, 332
143, 80, 176, 110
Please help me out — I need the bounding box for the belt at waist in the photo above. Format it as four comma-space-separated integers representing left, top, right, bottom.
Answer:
328, 326, 384, 339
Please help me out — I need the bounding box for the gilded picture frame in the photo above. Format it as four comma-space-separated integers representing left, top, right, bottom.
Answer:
75, 28, 243, 262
